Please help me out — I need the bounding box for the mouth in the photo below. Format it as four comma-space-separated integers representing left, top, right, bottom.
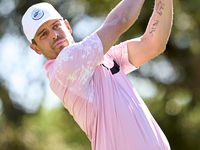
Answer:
53, 39, 67, 49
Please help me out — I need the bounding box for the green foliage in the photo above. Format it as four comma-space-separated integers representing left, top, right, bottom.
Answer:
21, 108, 91, 150
0, 107, 90, 150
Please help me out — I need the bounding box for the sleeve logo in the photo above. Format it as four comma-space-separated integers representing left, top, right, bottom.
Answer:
31, 9, 44, 20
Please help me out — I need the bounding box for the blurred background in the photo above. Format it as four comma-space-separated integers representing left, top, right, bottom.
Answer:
0, 0, 200, 149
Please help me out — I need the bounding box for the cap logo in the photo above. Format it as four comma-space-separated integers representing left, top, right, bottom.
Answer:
31, 9, 44, 20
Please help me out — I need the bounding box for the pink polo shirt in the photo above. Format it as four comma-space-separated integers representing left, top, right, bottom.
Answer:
44, 33, 170, 150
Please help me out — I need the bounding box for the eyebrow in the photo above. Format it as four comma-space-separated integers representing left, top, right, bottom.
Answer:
36, 20, 61, 38
37, 28, 45, 38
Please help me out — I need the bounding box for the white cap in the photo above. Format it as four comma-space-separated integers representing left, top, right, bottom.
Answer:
22, 2, 63, 43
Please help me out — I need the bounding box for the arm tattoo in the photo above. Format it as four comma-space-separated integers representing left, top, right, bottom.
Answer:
156, 1, 165, 16
149, 1, 165, 37
149, 18, 159, 37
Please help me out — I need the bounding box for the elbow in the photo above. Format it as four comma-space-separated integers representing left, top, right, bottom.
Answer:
153, 35, 170, 55
111, 15, 131, 33
146, 41, 166, 57
149, 36, 167, 55
115, 16, 130, 33
154, 44, 166, 56
157, 39, 168, 54
143, 35, 167, 56
158, 47, 166, 55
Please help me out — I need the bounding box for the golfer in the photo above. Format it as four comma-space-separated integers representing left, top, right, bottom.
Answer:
22, 0, 173, 149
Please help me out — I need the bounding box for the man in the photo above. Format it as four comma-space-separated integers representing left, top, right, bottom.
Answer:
22, 0, 173, 149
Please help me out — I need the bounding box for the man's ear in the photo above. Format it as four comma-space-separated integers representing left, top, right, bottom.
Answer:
64, 20, 72, 34
30, 44, 42, 55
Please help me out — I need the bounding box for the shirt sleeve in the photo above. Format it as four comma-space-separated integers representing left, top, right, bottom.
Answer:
106, 41, 138, 74
53, 33, 104, 100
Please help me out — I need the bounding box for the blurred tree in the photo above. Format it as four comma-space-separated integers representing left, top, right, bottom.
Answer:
0, 80, 26, 149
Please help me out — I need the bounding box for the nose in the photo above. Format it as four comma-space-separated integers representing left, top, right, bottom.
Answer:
51, 30, 58, 40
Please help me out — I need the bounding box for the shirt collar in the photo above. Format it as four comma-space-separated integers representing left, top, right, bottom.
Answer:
44, 59, 55, 71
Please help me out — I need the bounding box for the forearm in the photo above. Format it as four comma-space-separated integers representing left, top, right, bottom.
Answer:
127, 0, 173, 67
105, 0, 145, 32
97, 0, 145, 54
143, 0, 173, 51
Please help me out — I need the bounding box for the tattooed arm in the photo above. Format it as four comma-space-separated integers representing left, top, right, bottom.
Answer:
127, 0, 173, 67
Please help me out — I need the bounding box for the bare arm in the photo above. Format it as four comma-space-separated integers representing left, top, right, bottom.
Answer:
96, 0, 145, 54
127, 0, 173, 67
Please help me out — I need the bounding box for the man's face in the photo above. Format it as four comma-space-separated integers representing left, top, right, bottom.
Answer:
30, 19, 74, 60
